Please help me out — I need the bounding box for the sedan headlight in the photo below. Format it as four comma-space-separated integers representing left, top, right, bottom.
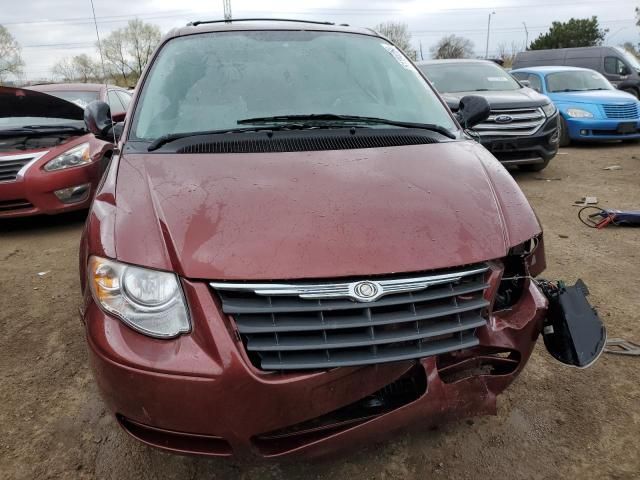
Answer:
541, 103, 556, 117
566, 108, 594, 119
44, 143, 91, 172
88, 256, 191, 338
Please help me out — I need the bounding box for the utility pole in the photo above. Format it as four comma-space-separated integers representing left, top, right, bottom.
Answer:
485, 11, 496, 58
523, 22, 529, 50
420, 41, 424, 61
223, 0, 232, 21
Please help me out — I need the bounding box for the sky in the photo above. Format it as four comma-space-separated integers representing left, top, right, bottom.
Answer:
4, 0, 640, 81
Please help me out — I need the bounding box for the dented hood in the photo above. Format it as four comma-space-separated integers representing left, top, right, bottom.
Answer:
113, 141, 541, 280
0, 86, 84, 120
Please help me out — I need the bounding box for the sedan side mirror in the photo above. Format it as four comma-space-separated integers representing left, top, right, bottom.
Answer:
84, 100, 122, 143
455, 95, 491, 129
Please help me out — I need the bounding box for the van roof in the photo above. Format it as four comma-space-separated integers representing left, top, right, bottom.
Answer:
511, 66, 594, 74
168, 19, 377, 39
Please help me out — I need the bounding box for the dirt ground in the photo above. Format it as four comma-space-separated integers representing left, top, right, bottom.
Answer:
1, 143, 639, 480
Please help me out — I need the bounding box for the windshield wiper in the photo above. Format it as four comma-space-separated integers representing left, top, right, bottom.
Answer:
237, 114, 456, 139
20, 124, 85, 131
0, 125, 86, 137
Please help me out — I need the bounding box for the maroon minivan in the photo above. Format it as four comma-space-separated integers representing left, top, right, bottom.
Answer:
79, 20, 570, 459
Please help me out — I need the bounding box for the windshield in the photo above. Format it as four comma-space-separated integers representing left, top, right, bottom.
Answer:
42, 90, 99, 109
545, 71, 613, 93
0, 116, 85, 130
420, 62, 522, 93
615, 47, 640, 71
131, 30, 455, 141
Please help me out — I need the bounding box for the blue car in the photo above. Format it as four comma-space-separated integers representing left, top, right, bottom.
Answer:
512, 66, 640, 146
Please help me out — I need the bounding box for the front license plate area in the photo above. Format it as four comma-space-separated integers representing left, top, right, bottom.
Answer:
617, 122, 637, 134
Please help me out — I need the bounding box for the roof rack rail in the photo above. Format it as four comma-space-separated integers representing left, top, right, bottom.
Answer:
187, 18, 337, 27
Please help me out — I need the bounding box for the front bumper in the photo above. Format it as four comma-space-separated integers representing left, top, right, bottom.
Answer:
481, 114, 559, 166
85, 272, 548, 459
0, 162, 101, 218
566, 117, 640, 141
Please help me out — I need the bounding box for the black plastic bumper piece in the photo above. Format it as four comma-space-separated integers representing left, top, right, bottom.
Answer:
482, 114, 559, 165
540, 279, 606, 368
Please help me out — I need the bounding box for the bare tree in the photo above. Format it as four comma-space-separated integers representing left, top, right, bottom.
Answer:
374, 22, 417, 60
430, 35, 475, 59
101, 29, 130, 84
99, 19, 161, 85
0, 25, 24, 83
52, 54, 99, 82
125, 19, 161, 77
496, 41, 524, 68
621, 41, 639, 59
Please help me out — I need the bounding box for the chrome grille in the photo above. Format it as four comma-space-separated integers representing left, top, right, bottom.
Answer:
0, 152, 43, 182
474, 107, 546, 137
602, 103, 639, 119
211, 265, 490, 371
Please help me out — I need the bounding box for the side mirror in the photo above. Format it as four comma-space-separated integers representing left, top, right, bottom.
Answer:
620, 65, 631, 76
84, 100, 122, 143
455, 95, 491, 129
519, 79, 531, 88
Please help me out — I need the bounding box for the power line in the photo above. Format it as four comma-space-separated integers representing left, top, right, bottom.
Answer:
18, 17, 634, 49
4, 0, 637, 26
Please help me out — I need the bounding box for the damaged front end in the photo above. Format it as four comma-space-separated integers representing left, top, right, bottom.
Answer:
493, 235, 606, 369
89, 236, 607, 459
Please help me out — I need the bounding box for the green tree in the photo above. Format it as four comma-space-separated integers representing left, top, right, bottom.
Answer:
0, 25, 24, 83
374, 22, 417, 60
530, 17, 608, 50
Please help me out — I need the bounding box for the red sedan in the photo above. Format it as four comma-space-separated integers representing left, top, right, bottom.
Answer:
0, 86, 116, 218
28, 83, 132, 116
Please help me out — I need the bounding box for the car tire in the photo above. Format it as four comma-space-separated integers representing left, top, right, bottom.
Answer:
622, 88, 640, 99
519, 157, 551, 172
558, 115, 571, 148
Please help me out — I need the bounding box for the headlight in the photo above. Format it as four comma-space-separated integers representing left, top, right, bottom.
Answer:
541, 103, 556, 117
88, 256, 191, 338
566, 108, 593, 119
44, 143, 91, 172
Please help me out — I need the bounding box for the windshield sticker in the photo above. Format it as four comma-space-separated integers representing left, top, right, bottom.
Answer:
380, 43, 413, 70
487, 77, 509, 82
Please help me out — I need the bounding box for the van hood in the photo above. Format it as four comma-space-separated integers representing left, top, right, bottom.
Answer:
549, 89, 639, 105
0, 86, 84, 120
443, 88, 549, 111
111, 141, 541, 280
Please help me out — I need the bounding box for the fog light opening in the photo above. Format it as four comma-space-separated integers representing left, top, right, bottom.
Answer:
580, 129, 589, 136
54, 183, 91, 204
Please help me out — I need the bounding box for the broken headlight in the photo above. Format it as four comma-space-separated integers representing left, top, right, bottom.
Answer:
494, 236, 545, 311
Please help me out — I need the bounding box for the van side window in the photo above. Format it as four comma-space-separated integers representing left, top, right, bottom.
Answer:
604, 57, 627, 75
